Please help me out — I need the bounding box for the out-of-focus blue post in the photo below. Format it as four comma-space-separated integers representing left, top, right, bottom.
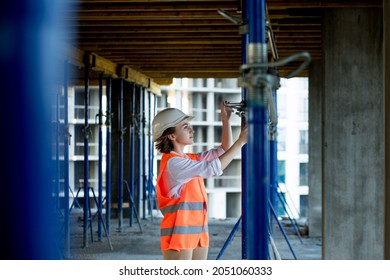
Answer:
245, 0, 269, 259
241, 0, 249, 260
63, 60, 70, 258
0, 0, 65, 259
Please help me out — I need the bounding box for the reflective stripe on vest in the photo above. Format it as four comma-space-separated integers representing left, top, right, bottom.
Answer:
160, 201, 204, 215
161, 225, 209, 236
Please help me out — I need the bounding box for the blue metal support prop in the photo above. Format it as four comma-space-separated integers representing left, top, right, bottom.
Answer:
216, 217, 242, 260
93, 73, 114, 250
275, 183, 304, 244
147, 90, 157, 220
97, 72, 104, 241
245, 0, 269, 260
54, 87, 60, 212
240, 0, 249, 260
105, 77, 112, 235
219, 0, 311, 261
141, 87, 147, 219
136, 85, 142, 217
63, 60, 70, 258
269, 201, 297, 259
147, 89, 152, 218
83, 54, 91, 248
269, 88, 278, 235
129, 82, 136, 226
2, 0, 60, 259
118, 79, 124, 231
123, 180, 143, 233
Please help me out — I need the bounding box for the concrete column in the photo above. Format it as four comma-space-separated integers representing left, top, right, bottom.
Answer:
323, 8, 383, 259
308, 60, 323, 239
384, 0, 390, 260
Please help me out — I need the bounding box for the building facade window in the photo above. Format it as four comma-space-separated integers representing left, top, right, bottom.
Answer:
299, 130, 308, 154
278, 160, 286, 183
190, 92, 207, 122
278, 128, 286, 151
299, 162, 308, 186
299, 97, 309, 122
299, 194, 308, 218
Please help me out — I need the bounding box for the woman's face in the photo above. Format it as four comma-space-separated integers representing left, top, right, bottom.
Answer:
171, 119, 194, 146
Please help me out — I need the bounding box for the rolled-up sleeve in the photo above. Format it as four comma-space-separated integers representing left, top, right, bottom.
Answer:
165, 156, 223, 198
168, 156, 223, 180
197, 146, 225, 161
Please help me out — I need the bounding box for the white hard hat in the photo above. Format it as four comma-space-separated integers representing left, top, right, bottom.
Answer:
152, 108, 193, 141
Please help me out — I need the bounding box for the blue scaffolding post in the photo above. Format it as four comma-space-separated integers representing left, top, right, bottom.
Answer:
244, 0, 269, 260
147, 89, 156, 220
129, 82, 136, 226
118, 78, 125, 232
266, 21, 282, 237
54, 86, 61, 212
105, 77, 112, 235
269, 201, 297, 259
83, 53, 91, 248
275, 182, 304, 244
141, 87, 147, 219
97, 72, 104, 241
136, 85, 142, 217
240, 0, 249, 260
63, 60, 70, 258
147, 89, 151, 218
269, 87, 278, 233
94, 73, 114, 250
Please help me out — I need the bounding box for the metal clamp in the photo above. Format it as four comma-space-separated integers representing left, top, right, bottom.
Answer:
241, 51, 312, 79
239, 71, 280, 126
82, 125, 92, 140
105, 111, 114, 126
224, 101, 247, 118
95, 111, 104, 126
59, 124, 72, 145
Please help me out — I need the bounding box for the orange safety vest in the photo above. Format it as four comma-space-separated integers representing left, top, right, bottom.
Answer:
156, 152, 209, 251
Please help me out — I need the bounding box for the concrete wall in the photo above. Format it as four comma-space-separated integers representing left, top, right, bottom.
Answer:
322, 8, 384, 259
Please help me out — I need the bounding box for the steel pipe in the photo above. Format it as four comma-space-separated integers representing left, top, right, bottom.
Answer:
83, 54, 91, 247
105, 77, 112, 235
245, 0, 269, 260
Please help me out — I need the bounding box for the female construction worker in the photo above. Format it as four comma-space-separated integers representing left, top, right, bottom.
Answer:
152, 101, 247, 260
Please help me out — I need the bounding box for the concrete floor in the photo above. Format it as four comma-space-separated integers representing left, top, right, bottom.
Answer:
63, 210, 322, 260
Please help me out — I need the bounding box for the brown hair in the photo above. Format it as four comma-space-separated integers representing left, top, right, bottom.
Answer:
154, 127, 176, 154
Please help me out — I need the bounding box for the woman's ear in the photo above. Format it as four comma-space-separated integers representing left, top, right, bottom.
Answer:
167, 134, 175, 141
